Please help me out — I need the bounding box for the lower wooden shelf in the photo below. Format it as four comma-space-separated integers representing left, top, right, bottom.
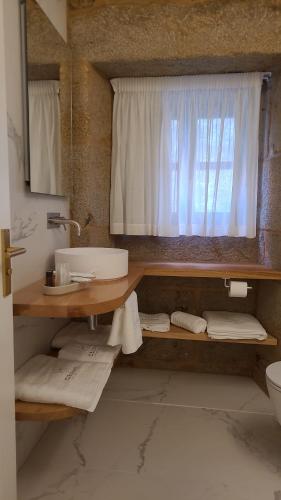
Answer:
142, 325, 278, 345
15, 400, 86, 421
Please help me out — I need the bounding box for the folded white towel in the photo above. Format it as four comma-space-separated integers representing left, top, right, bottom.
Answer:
15, 354, 111, 412
107, 291, 143, 354
139, 313, 170, 332
58, 342, 120, 365
52, 323, 111, 349
203, 311, 268, 340
171, 311, 207, 334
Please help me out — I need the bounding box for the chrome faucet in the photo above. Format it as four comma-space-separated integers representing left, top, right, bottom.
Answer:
47, 214, 81, 237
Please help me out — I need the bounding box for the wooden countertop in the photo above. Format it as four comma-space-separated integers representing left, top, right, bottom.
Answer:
135, 261, 281, 280
13, 261, 281, 318
13, 265, 144, 318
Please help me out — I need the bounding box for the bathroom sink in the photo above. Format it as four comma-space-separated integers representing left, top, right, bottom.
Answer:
55, 248, 128, 280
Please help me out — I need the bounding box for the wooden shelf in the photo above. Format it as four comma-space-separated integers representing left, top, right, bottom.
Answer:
13, 265, 144, 318
15, 400, 86, 421
142, 325, 278, 345
15, 347, 121, 422
135, 261, 281, 280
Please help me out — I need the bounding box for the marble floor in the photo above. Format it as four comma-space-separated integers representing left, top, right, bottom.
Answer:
18, 368, 281, 500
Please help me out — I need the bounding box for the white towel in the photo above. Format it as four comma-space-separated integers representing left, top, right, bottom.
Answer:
139, 313, 170, 332
203, 311, 268, 340
171, 311, 207, 334
58, 342, 120, 365
107, 291, 143, 354
15, 354, 111, 412
52, 323, 111, 349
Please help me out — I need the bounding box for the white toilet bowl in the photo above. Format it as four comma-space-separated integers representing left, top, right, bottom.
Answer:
266, 361, 281, 425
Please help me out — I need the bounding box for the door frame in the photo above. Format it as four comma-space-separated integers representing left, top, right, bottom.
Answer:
0, 0, 17, 497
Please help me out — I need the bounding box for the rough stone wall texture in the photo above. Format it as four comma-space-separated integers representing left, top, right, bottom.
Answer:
115, 235, 259, 263
118, 338, 256, 375
71, 58, 114, 247
69, 0, 281, 376
69, 0, 281, 70
255, 73, 281, 390
27, 0, 68, 65
69, 0, 275, 263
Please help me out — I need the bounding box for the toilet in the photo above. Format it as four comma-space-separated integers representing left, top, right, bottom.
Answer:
266, 362, 281, 425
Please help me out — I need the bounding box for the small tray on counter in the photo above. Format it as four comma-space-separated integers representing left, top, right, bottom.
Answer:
43, 283, 84, 296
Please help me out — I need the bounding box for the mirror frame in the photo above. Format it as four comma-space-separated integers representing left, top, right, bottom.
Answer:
19, 0, 31, 184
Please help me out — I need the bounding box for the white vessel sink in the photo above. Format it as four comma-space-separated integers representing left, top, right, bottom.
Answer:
55, 247, 128, 280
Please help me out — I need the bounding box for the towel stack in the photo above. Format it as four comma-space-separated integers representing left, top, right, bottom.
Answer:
15, 354, 112, 412
203, 311, 268, 341
58, 342, 120, 365
139, 313, 170, 333
16, 323, 121, 412
52, 323, 111, 349
16, 291, 145, 412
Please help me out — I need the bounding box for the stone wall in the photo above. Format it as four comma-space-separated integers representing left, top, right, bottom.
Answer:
69, 0, 280, 263
69, 1, 281, 377
71, 59, 114, 247
255, 73, 281, 390
117, 276, 257, 375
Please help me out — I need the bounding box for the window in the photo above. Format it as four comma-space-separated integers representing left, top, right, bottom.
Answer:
110, 73, 263, 237
194, 117, 234, 214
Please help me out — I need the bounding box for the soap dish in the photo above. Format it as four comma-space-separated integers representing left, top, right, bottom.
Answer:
43, 283, 81, 296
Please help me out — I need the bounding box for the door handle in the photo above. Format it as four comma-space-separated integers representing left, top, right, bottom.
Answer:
1, 229, 26, 297
7, 246, 27, 258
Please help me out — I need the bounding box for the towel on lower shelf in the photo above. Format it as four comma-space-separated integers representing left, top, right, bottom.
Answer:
107, 291, 143, 354
15, 354, 111, 412
139, 313, 170, 332
58, 342, 120, 365
52, 323, 111, 349
171, 311, 207, 334
203, 311, 268, 340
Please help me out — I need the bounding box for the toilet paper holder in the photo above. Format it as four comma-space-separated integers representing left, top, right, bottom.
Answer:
223, 279, 253, 291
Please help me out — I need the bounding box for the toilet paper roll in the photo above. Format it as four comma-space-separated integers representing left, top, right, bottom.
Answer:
228, 281, 248, 298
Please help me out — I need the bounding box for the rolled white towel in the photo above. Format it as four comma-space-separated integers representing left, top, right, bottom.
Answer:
15, 354, 111, 412
52, 323, 111, 349
171, 311, 207, 334
58, 342, 120, 365
139, 313, 170, 332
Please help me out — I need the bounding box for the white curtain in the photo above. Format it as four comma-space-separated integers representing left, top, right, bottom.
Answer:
28, 80, 62, 195
110, 73, 263, 237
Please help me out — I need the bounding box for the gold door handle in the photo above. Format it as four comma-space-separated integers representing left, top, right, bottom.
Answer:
7, 246, 27, 258
1, 229, 27, 297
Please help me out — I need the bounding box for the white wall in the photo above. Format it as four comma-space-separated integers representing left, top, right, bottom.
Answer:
4, 0, 70, 470
36, 0, 67, 42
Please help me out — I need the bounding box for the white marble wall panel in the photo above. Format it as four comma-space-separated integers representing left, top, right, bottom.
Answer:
4, 0, 70, 470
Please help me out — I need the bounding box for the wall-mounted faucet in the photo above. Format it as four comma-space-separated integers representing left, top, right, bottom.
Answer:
47, 213, 81, 237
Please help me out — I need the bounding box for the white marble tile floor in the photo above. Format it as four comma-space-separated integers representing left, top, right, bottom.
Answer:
17, 368, 281, 500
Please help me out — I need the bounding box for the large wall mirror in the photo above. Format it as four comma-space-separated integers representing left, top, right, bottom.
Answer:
20, 0, 71, 196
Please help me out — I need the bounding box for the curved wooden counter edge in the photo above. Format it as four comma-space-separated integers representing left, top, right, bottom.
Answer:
15, 400, 86, 421
13, 261, 281, 318
13, 265, 144, 317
